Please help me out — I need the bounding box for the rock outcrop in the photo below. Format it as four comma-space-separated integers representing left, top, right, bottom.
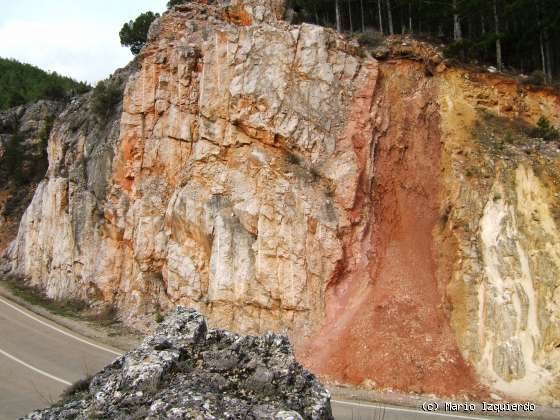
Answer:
0, 100, 65, 252
25, 307, 332, 420
4, 0, 560, 405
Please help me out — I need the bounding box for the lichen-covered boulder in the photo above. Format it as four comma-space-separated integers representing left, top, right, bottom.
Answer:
24, 307, 333, 419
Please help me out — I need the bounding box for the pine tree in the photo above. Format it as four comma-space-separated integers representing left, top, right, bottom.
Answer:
119, 12, 160, 55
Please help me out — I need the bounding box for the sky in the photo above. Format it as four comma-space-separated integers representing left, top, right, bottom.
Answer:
0, 0, 169, 84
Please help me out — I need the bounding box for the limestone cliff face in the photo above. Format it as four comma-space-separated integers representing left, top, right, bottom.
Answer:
4, 0, 560, 405
439, 72, 560, 403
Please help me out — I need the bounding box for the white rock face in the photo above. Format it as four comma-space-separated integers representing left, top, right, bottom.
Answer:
435, 69, 560, 404
5, 1, 362, 338
476, 165, 560, 400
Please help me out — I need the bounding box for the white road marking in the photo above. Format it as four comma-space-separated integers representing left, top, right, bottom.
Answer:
0, 296, 122, 356
332, 400, 486, 419
0, 348, 71, 386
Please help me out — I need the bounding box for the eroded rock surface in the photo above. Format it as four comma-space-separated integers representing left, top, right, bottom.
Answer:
4, 0, 560, 405
24, 307, 332, 420
0, 100, 65, 252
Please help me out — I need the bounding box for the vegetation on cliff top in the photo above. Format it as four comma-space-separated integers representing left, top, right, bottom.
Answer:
119, 11, 160, 55
121, 1, 559, 85
167, 0, 187, 8
0, 58, 90, 111
290, 0, 560, 85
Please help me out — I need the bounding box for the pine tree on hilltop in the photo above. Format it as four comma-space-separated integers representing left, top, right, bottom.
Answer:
119, 11, 160, 55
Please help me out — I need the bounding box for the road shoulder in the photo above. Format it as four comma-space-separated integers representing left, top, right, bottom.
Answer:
327, 384, 560, 420
0, 281, 140, 353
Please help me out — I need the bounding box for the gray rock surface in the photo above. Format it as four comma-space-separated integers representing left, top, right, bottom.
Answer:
0, 100, 66, 252
24, 307, 332, 419
0, 100, 65, 180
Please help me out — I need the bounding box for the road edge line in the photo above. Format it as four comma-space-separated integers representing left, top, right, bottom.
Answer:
0, 347, 72, 386
0, 296, 122, 357
332, 399, 486, 419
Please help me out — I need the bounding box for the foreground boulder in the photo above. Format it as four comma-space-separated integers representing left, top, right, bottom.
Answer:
25, 307, 332, 419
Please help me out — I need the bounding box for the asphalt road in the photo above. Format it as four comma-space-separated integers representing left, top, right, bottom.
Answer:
0, 296, 120, 419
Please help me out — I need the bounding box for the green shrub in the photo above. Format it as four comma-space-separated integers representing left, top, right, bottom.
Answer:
443, 33, 497, 64
91, 80, 122, 121
532, 117, 560, 141
357, 30, 384, 48
444, 39, 472, 60
523, 70, 546, 87
167, 0, 187, 8
62, 375, 93, 399
155, 310, 164, 324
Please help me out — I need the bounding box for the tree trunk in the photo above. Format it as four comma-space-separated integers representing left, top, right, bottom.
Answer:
545, 33, 553, 83
360, 0, 365, 32
453, 0, 462, 40
481, 15, 486, 35
537, 0, 552, 83
387, 0, 394, 35
409, 2, 413, 34
493, 0, 502, 71
377, 0, 384, 34
418, 1, 422, 34
540, 31, 547, 78
348, 0, 353, 33
335, 0, 342, 32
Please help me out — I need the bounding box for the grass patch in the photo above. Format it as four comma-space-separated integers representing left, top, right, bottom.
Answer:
88, 305, 119, 327
155, 312, 164, 323
471, 111, 535, 156
3, 276, 86, 318
2, 275, 119, 329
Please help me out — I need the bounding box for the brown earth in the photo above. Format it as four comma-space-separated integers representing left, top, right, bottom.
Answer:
299, 61, 486, 398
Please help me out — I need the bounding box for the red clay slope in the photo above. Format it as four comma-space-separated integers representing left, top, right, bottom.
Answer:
299, 61, 485, 398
